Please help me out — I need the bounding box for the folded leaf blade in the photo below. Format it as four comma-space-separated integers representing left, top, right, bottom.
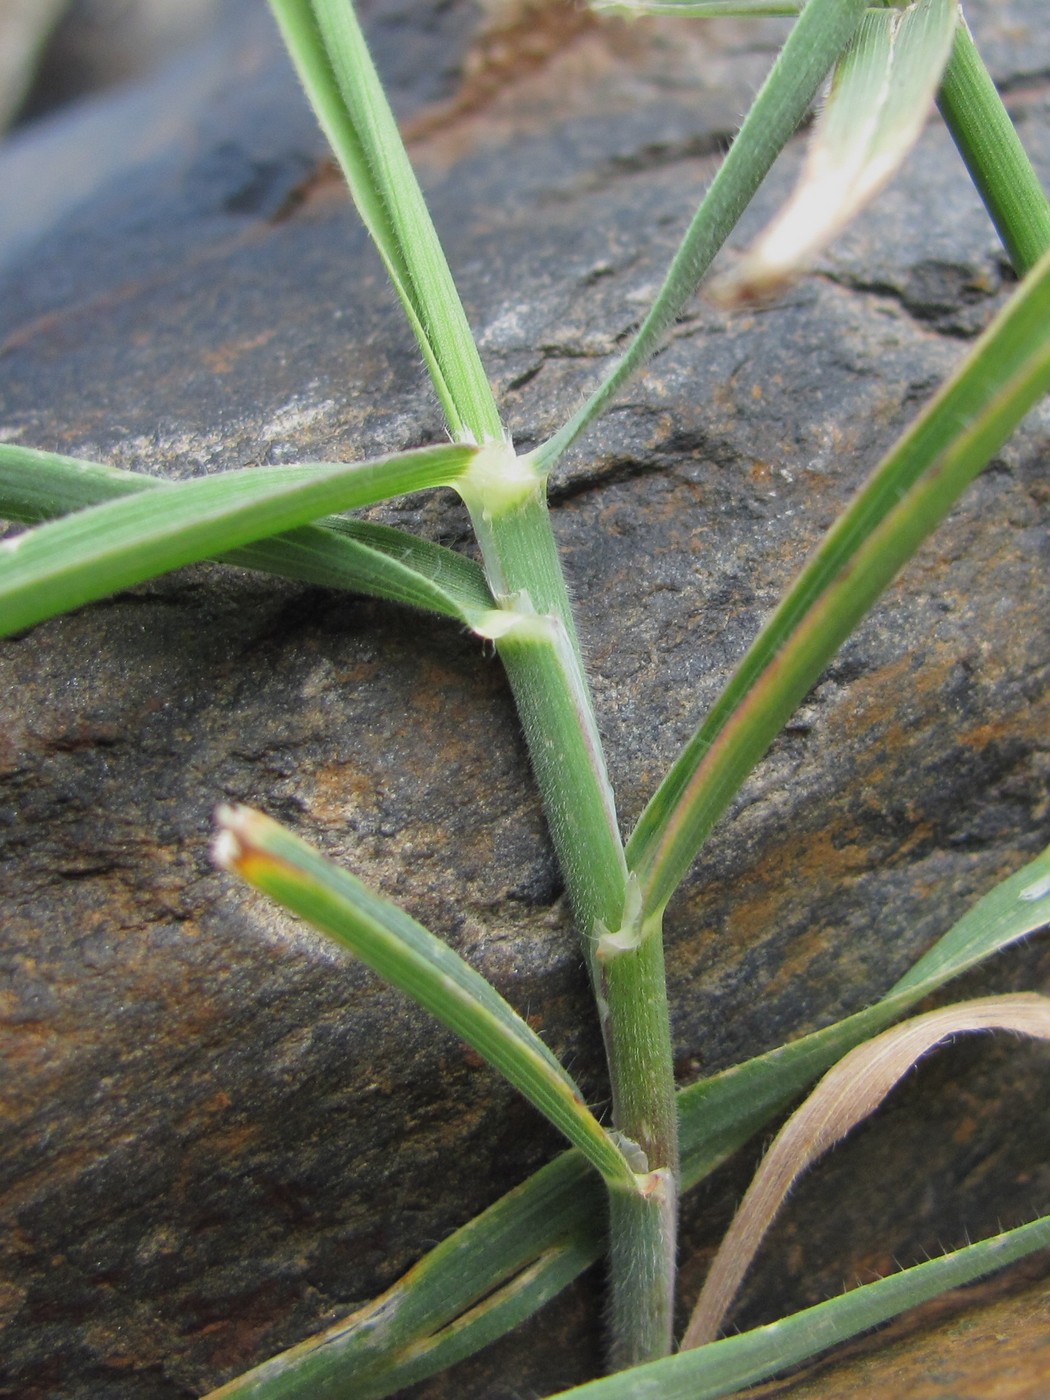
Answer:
0, 443, 495, 625
532, 0, 870, 470
205, 1152, 604, 1400
214, 805, 636, 1189
269, 0, 504, 444
554, 1215, 1050, 1398
722, 0, 959, 302
201, 846, 1050, 1398
231, 518, 496, 623
628, 240, 1050, 918
678, 840, 1050, 1188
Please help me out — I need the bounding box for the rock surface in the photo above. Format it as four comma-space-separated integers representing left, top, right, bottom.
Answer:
743, 1258, 1050, 1400
1, 3, 1048, 1397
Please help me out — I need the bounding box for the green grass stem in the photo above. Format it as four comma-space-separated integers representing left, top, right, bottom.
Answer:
606, 1170, 678, 1368
459, 463, 683, 1360
200, 845, 1050, 1398
261, 13, 685, 1301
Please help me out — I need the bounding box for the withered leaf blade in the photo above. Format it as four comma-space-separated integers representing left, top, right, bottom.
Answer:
683, 992, 1050, 1348
717, 0, 958, 305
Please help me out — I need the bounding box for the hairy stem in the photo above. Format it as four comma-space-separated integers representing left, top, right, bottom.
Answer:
607, 1170, 678, 1369
460, 457, 680, 1362
601, 928, 680, 1362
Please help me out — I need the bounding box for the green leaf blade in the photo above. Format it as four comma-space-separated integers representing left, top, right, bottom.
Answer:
554, 1216, 1050, 1398
532, 0, 870, 471
890, 844, 1050, 995
0, 443, 153, 518
0, 443, 496, 624
230, 518, 496, 623
214, 805, 636, 1189
200, 847, 1050, 1399
204, 1152, 604, 1400
0, 443, 475, 636
628, 241, 1050, 918
678, 841, 1050, 1187
269, 0, 504, 444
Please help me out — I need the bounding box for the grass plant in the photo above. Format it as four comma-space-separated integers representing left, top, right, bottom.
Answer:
2, 0, 1049, 1395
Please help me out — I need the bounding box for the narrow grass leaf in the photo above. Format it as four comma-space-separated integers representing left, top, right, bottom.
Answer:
890, 844, 1050, 994
720, 0, 958, 303
0, 442, 496, 624
552, 1215, 1050, 1398
628, 240, 1050, 918
0, 443, 475, 636
269, 0, 503, 444
0, 444, 152, 517
232, 517, 496, 623
937, 16, 1050, 276
530, 0, 870, 472
200, 848, 1050, 1399
684, 993, 1050, 1347
213, 805, 636, 1189
677, 840, 1050, 1190
204, 1151, 605, 1400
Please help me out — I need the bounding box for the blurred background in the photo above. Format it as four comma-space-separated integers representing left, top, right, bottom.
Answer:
0, 0, 225, 133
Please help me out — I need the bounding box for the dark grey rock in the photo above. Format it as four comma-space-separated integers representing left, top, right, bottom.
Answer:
1, 3, 1048, 1397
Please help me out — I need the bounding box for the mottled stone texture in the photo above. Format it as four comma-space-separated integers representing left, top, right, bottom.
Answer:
1, 3, 1048, 1397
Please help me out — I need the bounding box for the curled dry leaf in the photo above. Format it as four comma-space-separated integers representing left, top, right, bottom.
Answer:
716, 0, 958, 305
683, 992, 1050, 1348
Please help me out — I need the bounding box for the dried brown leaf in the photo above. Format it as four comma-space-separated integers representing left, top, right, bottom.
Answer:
682, 993, 1050, 1348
